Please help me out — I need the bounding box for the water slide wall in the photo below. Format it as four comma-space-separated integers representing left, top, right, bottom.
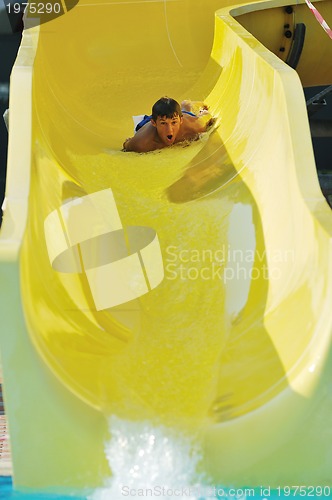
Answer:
1, 0, 332, 492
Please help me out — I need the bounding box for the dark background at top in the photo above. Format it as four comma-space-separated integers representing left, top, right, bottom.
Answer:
0, 31, 21, 222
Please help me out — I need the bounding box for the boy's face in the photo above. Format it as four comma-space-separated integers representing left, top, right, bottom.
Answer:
151, 114, 183, 146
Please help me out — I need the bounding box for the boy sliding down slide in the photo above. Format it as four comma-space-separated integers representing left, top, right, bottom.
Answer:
123, 97, 215, 153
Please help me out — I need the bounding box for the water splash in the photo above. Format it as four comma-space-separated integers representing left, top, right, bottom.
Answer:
89, 416, 217, 500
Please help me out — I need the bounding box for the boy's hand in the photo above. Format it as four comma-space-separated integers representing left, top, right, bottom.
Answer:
123, 137, 131, 150
181, 100, 209, 115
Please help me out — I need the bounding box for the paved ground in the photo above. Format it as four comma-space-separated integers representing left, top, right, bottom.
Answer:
0, 377, 11, 475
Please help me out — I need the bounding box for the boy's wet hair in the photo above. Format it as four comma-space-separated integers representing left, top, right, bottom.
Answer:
152, 97, 182, 121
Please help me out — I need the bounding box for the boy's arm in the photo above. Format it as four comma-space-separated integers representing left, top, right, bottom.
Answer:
181, 100, 214, 132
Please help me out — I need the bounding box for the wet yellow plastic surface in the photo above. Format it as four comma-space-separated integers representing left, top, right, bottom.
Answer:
1, 0, 332, 490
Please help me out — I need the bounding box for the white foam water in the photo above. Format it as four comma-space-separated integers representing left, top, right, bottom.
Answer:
89, 416, 218, 500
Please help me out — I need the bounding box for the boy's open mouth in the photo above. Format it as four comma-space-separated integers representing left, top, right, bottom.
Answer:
167, 135, 173, 141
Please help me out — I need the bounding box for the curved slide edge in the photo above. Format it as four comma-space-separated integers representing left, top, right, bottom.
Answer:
199, 0, 332, 481
0, 27, 110, 490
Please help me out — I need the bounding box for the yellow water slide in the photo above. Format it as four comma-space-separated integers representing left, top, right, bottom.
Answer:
1, 0, 332, 492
